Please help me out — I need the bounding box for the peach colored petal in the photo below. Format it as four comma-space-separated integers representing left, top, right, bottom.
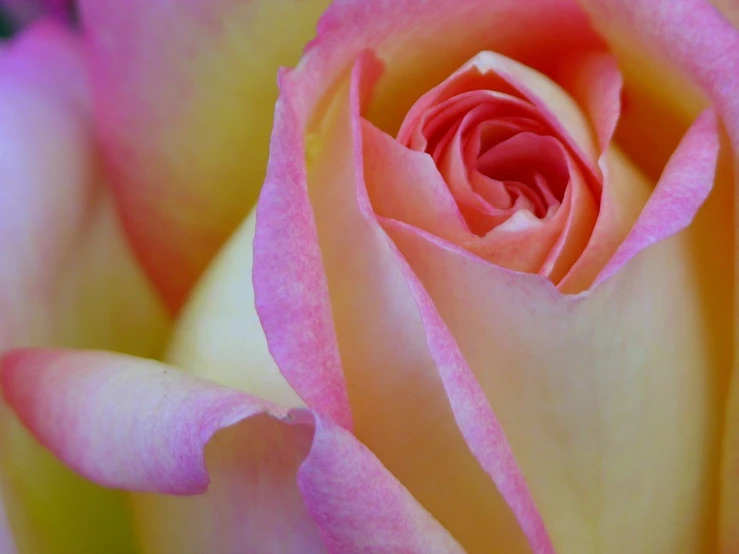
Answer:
552, 52, 623, 152
165, 208, 303, 408
1, 349, 464, 554
0, 20, 169, 554
392, 48, 620, 285
293, 0, 603, 136
362, 121, 471, 243
382, 105, 727, 552
461, 52, 600, 173
256, 50, 551, 553
77, 0, 332, 312
576, 2, 739, 551
593, 110, 720, 285
557, 145, 651, 293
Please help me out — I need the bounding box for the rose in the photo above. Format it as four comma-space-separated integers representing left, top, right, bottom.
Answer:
0, 2, 738, 554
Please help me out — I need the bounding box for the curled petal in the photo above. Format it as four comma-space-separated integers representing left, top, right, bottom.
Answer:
593, 109, 720, 285
1, 349, 464, 554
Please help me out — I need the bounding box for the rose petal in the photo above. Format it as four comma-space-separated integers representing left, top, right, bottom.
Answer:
382, 107, 728, 552
256, 0, 601, 431
134, 207, 313, 552
293, 0, 602, 135
257, 50, 551, 553
0, 20, 169, 554
557, 145, 652, 293
577, 2, 739, 551
593, 110, 720, 285
77, 0, 333, 311
362, 121, 470, 243
165, 208, 304, 408
399, 51, 601, 177
552, 52, 623, 152
1, 349, 464, 554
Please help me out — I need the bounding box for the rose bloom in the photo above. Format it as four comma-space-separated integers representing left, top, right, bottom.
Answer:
0, 0, 738, 553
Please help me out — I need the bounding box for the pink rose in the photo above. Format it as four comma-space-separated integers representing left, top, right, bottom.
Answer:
1, 1, 738, 553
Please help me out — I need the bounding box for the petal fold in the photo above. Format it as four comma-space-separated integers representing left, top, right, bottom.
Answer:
257, 48, 552, 553
1, 349, 464, 554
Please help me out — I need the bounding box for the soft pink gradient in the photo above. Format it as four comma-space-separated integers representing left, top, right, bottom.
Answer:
0, 20, 88, 349
76, 0, 332, 312
1, 349, 464, 554
392, 51, 602, 284
1, 1, 734, 553
0, 18, 170, 554
574, 3, 739, 552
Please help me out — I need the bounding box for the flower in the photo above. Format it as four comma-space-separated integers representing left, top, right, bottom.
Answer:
0, 1, 738, 553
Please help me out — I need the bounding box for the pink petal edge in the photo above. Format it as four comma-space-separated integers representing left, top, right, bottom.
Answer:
0, 349, 463, 553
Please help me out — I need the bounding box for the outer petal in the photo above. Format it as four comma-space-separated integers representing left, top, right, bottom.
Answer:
256, 49, 551, 553
132, 208, 314, 551
77, 0, 333, 311
573, 1, 739, 551
1, 349, 464, 554
165, 208, 304, 408
0, 20, 168, 554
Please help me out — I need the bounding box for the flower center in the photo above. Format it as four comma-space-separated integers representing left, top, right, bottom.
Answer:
397, 53, 579, 238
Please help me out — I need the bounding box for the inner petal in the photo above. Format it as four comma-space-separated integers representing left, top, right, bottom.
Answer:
368, 49, 635, 288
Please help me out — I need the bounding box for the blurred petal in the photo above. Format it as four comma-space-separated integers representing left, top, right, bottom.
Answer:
1, 349, 464, 554
0, 20, 168, 554
77, 0, 332, 311
0, 1, 44, 27
256, 50, 551, 553
0, 488, 15, 554
711, 0, 739, 27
